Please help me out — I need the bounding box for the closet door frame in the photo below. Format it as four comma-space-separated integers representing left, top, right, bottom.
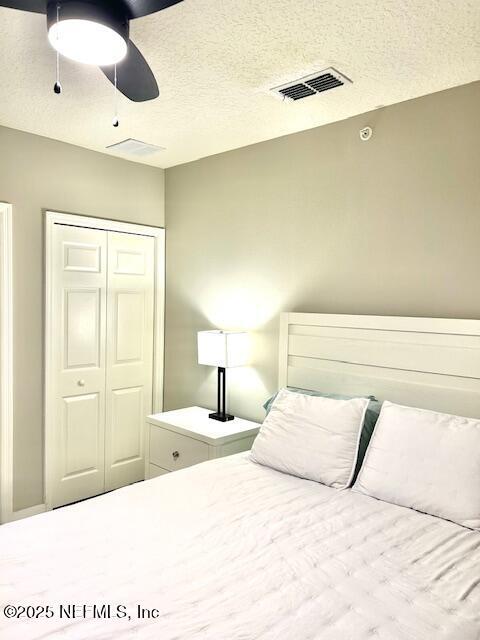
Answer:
44, 211, 165, 511
0, 203, 13, 523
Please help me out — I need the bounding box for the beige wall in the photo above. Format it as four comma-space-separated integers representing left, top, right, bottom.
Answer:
0, 125, 165, 511
164, 81, 480, 424
3, 80, 480, 510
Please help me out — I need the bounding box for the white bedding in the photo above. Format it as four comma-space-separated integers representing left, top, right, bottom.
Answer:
1, 453, 479, 640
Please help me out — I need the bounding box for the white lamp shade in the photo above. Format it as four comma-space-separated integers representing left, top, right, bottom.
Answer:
198, 331, 248, 368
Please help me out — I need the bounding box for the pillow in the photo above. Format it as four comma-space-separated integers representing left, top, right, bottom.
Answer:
262, 387, 376, 413
354, 401, 480, 529
251, 388, 370, 488
263, 387, 381, 482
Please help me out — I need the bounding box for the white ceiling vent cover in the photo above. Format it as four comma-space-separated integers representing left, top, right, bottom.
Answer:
271, 67, 352, 102
106, 138, 166, 157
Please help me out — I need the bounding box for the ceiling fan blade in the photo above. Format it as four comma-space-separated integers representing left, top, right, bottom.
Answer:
101, 40, 159, 102
123, 0, 182, 19
0, 0, 45, 12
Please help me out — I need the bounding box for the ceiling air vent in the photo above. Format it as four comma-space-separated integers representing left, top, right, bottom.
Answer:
272, 67, 351, 102
106, 138, 165, 157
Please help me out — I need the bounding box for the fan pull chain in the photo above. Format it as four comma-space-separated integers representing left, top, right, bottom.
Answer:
112, 64, 119, 127
53, 3, 62, 94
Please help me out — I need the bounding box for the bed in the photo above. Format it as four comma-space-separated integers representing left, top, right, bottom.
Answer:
1, 313, 480, 640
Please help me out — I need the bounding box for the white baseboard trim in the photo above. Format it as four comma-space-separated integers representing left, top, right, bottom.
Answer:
5, 504, 47, 523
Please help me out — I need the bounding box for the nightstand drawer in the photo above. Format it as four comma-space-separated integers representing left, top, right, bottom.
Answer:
146, 407, 260, 478
150, 426, 209, 471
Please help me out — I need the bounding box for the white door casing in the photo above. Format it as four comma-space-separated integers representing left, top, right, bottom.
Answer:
105, 231, 155, 491
0, 203, 13, 524
50, 224, 108, 508
45, 212, 165, 511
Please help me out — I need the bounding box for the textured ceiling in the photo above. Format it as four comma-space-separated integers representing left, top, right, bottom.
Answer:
0, 0, 479, 168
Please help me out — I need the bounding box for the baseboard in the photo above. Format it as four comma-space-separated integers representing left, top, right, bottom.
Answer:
4, 503, 46, 523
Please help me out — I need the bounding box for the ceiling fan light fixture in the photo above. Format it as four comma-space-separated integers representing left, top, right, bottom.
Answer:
6, 0, 184, 101
48, 19, 127, 66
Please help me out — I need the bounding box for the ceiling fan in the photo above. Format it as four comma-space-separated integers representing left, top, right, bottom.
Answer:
0, 0, 184, 102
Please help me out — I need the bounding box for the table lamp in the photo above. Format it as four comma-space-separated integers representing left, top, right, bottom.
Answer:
197, 330, 248, 422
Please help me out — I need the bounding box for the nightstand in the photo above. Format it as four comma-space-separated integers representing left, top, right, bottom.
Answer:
145, 406, 261, 479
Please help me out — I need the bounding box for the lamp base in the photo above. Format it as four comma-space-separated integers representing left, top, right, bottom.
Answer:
209, 412, 234, 422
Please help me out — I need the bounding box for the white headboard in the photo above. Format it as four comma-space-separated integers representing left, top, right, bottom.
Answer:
278, 313, 480, 419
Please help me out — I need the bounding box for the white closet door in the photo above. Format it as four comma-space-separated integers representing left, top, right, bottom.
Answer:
104, 231, 155, 491
51, 224, 107, 508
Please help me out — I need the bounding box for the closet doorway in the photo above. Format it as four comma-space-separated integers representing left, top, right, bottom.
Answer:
44, 212, 165, 510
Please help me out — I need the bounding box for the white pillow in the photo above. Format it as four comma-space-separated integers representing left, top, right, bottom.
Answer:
354, 401, 480, 529
250, 388, 369, 488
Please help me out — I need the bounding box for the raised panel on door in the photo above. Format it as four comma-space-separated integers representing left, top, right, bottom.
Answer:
64, 289, 101, 368
51, 224, 107, 508
105, 231, 155, 491
110, 386, 143, 464
115, 291, 144, 362
62, 393, 100, 477
54, 392, 103, 506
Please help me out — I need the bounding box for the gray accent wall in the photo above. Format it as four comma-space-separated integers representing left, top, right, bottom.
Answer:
164, 81, 480, 424
0, 125, 165, 511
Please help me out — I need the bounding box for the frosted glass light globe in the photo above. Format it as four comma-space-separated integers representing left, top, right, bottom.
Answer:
48, 19, 127, 66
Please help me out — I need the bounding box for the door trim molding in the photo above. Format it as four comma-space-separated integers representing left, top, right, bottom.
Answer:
8, 503, 46, 522
44, 211, 165, 511
0, 203, 13, 524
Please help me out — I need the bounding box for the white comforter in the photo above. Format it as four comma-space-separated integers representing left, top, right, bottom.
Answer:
1, 453, 479, 640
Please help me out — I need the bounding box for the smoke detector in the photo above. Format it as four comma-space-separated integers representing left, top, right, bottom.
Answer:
271, 67, 352, 102
359, 126, 373, 141
106, 138, 165, 157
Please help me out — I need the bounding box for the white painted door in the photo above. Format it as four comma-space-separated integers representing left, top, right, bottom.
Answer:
51, 224, 107, 508
104, 231, 155, 491
50, 225, 155, 507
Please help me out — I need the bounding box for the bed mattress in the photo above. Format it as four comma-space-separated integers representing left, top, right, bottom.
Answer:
1, 453, 479, 640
